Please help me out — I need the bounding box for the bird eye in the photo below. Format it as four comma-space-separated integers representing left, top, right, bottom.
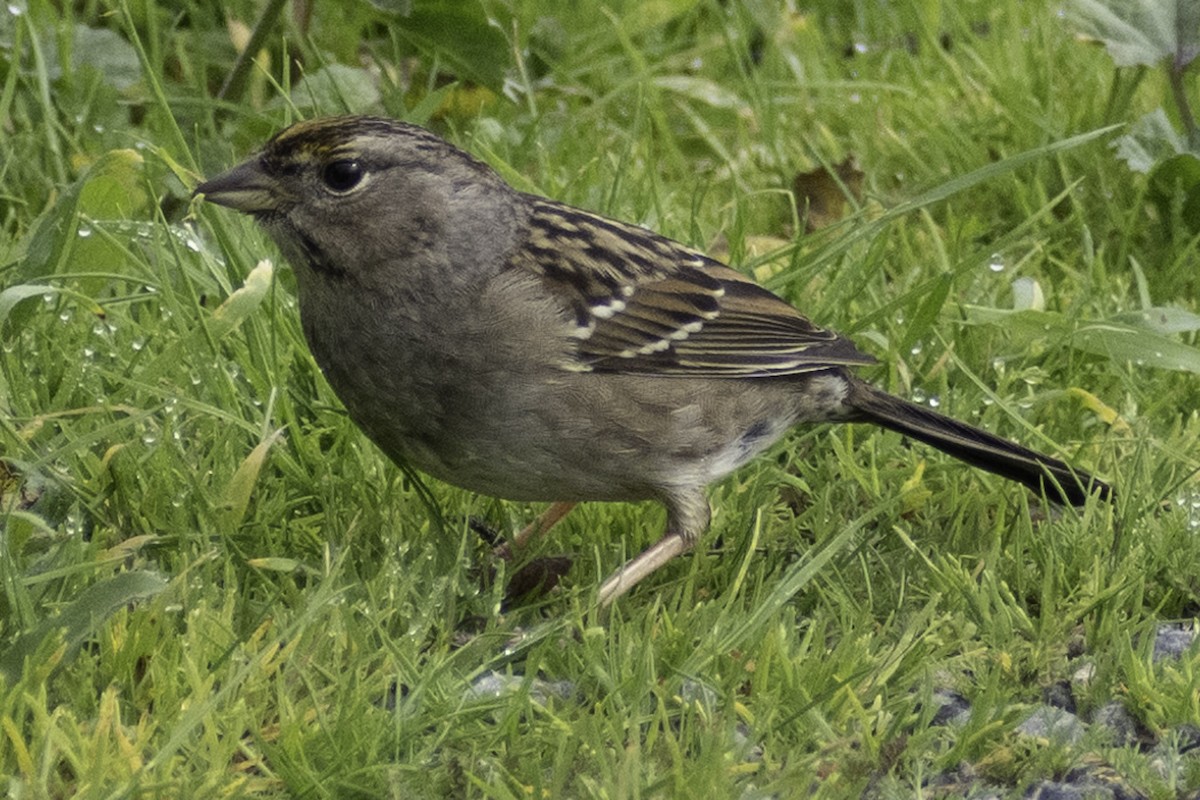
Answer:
321, 159, 365, 193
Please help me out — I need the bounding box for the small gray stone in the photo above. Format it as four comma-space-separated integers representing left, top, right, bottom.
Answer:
1153, 624, 1196, 662
1092, 701, 1140, 747
1025, 781, 1098, 800
679, 678, 719, 712
1043, 680, 1076, 713
1017, 706, 1086, 744
465, 670, 575, 704
930, 688, 972, 727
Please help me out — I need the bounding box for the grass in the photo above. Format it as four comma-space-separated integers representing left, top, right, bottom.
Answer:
2, 0, 1199, 796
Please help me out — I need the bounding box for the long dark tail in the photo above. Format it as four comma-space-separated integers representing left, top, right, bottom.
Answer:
845, 378, 1111, 506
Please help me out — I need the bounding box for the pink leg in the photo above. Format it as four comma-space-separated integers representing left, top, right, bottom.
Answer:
596, 533, 690, 607
493, 501, 578, 560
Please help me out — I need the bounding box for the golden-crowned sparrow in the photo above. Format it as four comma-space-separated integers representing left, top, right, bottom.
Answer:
195, 116, 1111, 606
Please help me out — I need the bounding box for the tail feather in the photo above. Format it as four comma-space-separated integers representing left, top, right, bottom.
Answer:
845, 379, 1111, 506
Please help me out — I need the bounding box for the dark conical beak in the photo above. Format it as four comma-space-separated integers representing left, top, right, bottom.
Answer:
194, 158, 283, 214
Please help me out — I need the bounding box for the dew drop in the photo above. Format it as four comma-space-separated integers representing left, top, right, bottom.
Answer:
131, 338, 145, 352
987, 253, 1005, 272
928, 395, 941, 408
77, 225, 93, 238
142, 431, 157, 445
8, 4, 25, 17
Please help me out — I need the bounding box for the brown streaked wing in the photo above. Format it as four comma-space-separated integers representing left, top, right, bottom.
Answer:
516, 196, 875, 378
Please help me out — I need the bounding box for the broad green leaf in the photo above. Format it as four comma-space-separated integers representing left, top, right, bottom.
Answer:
382, 1, 510, 91
0, 284, 106, 340
1149, 152, 1200, 228
1113, 109, 1189, 173
1110, 306, 1200, 334
287, 64, 381, 115
0, 285, 56, 331
1071, 321, 1200, 372
9, 149, 145, 286
0, 570, 168, 683
78, 149, 149, 219
1070, 0, 1200, 69
963, 305, 1200, 373
961, 306, 1074, 341
70, 25, 141, 91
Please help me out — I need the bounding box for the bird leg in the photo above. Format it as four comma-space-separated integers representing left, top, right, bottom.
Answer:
492, 500, 577, 560
597, 533, 690, 606
597, 491, 711, 607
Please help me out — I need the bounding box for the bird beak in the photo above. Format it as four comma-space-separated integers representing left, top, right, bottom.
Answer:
194, 158, 282, 214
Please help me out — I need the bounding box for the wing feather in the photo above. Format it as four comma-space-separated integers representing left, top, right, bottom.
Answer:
513, 196, 875, 377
